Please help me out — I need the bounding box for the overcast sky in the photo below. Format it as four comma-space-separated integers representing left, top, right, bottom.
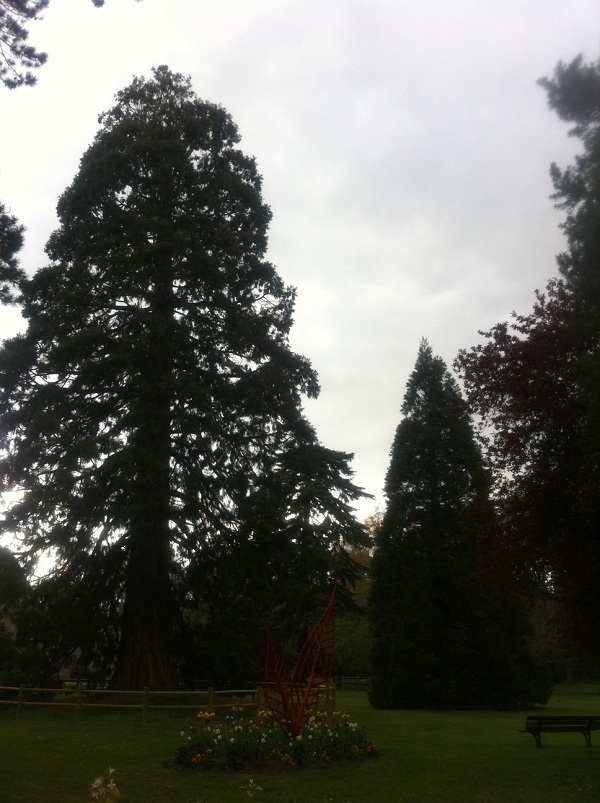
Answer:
1, 0, 599, 519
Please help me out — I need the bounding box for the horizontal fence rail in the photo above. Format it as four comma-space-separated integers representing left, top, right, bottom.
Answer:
0, 685, 265, 723
0, 682, 337, 723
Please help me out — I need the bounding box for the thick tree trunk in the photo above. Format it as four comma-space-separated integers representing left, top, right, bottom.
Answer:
110, 295, 176, 690
109, 519, 176, 690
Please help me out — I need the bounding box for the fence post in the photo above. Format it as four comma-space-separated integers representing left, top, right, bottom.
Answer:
256, 684, 263, 710
76, 683, 83, 722
326, 683, 335, 716
207, 687, 214, 709
142, 686, 149, 724
16, 684, 24, 720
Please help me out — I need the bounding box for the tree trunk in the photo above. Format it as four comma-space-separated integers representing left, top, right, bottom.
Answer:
110, 296, 176, 690
109, 520, 176, 690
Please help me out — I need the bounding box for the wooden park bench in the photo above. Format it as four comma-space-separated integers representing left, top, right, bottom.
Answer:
521, 715, 600, 747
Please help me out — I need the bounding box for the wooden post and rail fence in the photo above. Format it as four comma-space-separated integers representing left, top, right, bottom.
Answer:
0, 681, 346, 723
0, 684, 267, 723
0, 677, 370, 723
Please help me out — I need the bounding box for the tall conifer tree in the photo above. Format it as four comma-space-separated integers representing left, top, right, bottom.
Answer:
0, 67, 366, 689
370, 341, 548, 709
539, 56, 600, 469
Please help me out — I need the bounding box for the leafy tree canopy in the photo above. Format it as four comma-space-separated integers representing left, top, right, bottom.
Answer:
539, 55, 600, 315
456, 280, 600, 664
539, 55, 600, 466
454, 58, 600, 671
0, 67, 367, 689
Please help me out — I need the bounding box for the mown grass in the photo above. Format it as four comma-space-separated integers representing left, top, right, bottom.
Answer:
1, 684, 600, 802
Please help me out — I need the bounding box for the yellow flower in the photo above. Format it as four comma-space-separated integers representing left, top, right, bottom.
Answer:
196, 710, 216, 720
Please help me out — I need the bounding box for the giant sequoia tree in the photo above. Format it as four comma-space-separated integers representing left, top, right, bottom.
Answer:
0, 67, 366, 689
370, 341, 548, 709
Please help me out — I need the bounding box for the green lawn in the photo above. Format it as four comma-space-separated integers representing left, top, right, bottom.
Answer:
1, 684, 600, 802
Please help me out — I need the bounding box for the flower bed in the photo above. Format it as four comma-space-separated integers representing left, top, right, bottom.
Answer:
173, 708, 376, 772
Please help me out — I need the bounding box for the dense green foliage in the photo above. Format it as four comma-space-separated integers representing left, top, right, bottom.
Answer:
456, 281, 600, 670
370, 340, 549, 709
540, 56, 600, 474
0, 0, 48, 88
0, 201, 25, 304
540, 56, 600, 321
331, 532, 373, 678
0, 67, 366, 689
457, 57, 600, 674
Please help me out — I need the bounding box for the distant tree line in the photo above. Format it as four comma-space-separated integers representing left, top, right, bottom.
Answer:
2, 39, 600, 706
370, 54, 600, 709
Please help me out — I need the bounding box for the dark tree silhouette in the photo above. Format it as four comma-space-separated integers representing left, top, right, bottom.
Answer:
0, 67, 366, 689
371, 341, 548, 709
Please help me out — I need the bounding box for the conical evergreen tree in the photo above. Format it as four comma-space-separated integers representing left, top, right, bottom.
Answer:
0, 67, 367, 690
370, 340, 549, 709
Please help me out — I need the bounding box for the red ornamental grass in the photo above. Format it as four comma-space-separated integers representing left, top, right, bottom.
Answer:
263, 584, 337, 737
